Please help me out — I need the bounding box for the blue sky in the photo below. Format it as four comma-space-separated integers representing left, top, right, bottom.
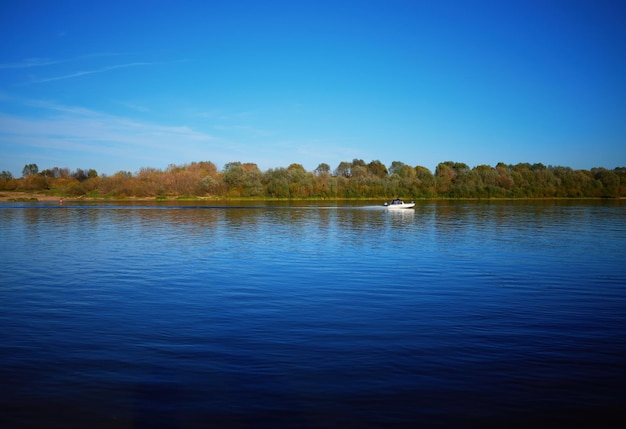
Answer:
1, 0, 625, 176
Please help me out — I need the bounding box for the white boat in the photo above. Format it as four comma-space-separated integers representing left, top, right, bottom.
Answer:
384, 198, 415, 209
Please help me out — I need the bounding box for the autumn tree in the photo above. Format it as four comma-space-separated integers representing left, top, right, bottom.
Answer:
5, 158, 624, 199
0, 171, 16, 191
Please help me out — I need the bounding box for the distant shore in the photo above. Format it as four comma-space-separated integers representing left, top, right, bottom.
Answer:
1, 191, 623, 203
3, 162, 623, 199
0, 192, 252, 202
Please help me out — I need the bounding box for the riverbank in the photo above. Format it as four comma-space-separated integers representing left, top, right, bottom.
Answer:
0, 192, 160, 202
1, 191, 623, 203
0, 192, 62, 202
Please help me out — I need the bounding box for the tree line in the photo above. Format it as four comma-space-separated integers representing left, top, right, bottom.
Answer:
1, 160, 624, 199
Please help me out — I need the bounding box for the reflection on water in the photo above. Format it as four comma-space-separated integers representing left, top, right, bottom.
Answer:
1, 200, 625, 428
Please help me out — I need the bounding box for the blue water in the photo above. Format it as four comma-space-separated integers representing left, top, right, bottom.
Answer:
1, 200, 625, 428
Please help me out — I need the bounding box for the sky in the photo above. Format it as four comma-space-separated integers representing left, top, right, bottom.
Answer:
1, 0, 625, 177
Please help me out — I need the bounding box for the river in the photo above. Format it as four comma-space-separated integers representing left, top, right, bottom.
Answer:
1, 200, 625, 428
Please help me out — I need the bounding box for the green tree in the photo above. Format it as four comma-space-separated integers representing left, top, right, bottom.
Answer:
388, 161, 407, 176
351, 159, 366, 169
73, 168, 89, 181
334, 161, 352, 178
287, 164, 312, 197
495, 163, 513, 191
471, 165, 497, 197
414, 166, 436, 196
592, 168, 620, 197
315, 163, 331, 176
287, 163, 306, 173
223, 162, 246, 196
22, 163, 39, 177
242, 164, 264, 196
367, 160, 388, 178
615, 167, 626, 197
264, 168, 290, 198
41, 167, 70, 178
435, 162, 455, 195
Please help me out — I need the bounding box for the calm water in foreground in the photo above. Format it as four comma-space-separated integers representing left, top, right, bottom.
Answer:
1, 200, 625, 428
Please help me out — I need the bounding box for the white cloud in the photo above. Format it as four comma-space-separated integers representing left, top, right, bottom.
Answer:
0, 98, 217, 173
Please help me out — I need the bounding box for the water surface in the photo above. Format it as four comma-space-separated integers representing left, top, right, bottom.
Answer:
1, 200, 625, 428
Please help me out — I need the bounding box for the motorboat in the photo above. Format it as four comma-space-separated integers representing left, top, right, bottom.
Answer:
384, 198, 415, 209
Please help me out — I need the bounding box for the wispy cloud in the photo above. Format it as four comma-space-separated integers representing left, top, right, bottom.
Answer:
0, 53, 132, 70
213, 124, 275, 138
0, 97, 217, 172
116, 100, 151, 113
30, 62, 156, 83
0, 58, 59, 69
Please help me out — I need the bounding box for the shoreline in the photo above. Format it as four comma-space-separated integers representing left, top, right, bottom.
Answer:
1, 191, 623, 203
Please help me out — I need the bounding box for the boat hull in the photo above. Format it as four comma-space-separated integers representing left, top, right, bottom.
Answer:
385, 202, 415, 209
